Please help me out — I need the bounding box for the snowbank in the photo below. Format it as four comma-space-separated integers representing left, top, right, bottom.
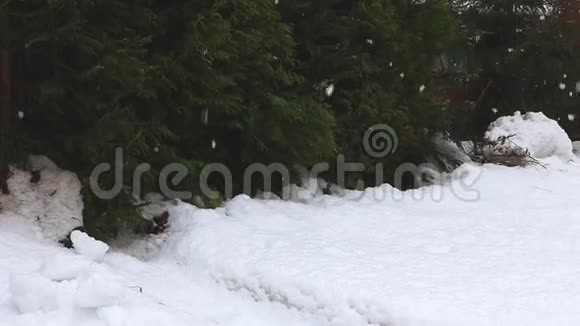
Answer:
0, 223, 131, 323
2, 158, 580, 325
160, 160, 580, 326
71, 231, 110, 262
485, 111, 574, 160
0, 213, 327, 326
0, 155, 83, 241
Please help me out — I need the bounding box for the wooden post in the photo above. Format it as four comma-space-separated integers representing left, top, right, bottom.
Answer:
0, 49, 11, 194
0, 49, 12, 130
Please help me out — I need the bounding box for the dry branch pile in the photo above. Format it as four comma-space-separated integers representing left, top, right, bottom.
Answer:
468, 135, 546, 168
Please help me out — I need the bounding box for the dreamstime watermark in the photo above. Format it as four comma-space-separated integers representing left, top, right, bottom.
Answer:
363, 124, 398, 158
89, 124, 482, 203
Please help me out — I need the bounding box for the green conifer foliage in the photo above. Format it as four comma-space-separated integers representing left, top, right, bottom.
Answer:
2, 0, 172, 238
2, 0, 337, 239
279, 0, 454, 187
150, 0, 336, 194
450, 0, 580, 138
1, 0, 457, 240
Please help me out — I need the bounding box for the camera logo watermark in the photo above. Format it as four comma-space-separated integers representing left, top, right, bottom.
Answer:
89, 124, 482, 203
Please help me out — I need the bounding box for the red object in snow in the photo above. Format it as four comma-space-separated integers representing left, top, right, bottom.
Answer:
148, 211, 169, 235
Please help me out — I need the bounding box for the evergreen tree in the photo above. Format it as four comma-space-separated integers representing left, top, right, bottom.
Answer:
2, 0, 337, 239
1, 0, 460, 241
449, 0, 580, 138
1, 0, 174, 238
150, 0, 336, 195
279, 0, 454, 187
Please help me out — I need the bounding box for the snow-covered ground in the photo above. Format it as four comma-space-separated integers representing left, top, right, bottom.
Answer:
1, 112, 580, 326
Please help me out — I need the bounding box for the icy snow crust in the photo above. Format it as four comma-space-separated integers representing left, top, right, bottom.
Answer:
1, 113, 580, 325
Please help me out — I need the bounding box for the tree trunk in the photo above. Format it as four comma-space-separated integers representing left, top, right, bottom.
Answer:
1, 49, 12, 130
0, 49, 12, 194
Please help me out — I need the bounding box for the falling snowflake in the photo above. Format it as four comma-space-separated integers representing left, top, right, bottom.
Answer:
325, 84, 335, 97
419, 85, 426, 93
211, 140, 217, 149
153, 146, 160, 153
491, 108, 498, 114
569, 114, 576, 122
201, 108, 209, 125
559, 83, 566, 90
540, 15, 545, 20
17, 111, 24, 120
400, 72, 405, 78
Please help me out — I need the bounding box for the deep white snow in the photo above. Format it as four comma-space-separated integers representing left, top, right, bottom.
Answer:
1, 112, 580, 326
485, 111, 574, 160
70, 231, 110, 262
